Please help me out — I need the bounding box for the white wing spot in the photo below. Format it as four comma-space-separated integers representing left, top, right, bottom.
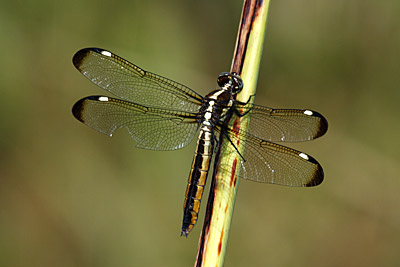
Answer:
98, 96, 109, 102
299, 153, 309, 160
101, 50, 112, 57
304, 110, 313, 116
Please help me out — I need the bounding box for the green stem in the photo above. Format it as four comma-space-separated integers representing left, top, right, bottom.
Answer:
195, 0, 270, 266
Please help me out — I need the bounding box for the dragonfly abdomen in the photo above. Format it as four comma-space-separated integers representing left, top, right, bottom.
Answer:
181, 126, 214, 237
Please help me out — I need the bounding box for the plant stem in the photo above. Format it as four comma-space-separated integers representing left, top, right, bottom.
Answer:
194, 0, 270, 266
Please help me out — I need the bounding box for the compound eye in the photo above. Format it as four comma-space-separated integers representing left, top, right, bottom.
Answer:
217, 72, 231, 87
217, 72, 243, 93
231, 75, 243, 93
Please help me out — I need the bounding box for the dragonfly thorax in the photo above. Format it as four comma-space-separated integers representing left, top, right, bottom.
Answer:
200, 89, 234, 126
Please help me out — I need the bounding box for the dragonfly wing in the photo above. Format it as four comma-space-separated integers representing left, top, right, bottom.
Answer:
237, 104, 328, 142
73, 48, 203, 112
73, 96, 199, 151
217, 129, 324, 187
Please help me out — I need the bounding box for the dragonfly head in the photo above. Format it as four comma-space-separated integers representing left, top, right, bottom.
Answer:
217, 72, 243, 95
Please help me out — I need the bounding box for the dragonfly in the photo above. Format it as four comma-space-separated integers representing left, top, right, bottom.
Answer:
72, 48, 328, 237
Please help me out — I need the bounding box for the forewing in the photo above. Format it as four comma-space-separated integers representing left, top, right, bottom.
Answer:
237, 104, 328, 142
73, 48, 203, 112
72, 96, 199, 150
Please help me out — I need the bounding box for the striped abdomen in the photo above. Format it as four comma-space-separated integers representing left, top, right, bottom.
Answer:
181, 126, 214, 236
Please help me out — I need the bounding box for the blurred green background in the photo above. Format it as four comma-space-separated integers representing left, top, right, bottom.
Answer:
1, 0, 399, 266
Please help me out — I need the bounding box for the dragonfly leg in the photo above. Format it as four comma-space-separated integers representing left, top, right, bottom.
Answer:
233, 95, 255, 117
219, 130, 246, 162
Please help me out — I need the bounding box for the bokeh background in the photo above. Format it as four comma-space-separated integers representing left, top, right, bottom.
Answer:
1, 0, 399, 266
